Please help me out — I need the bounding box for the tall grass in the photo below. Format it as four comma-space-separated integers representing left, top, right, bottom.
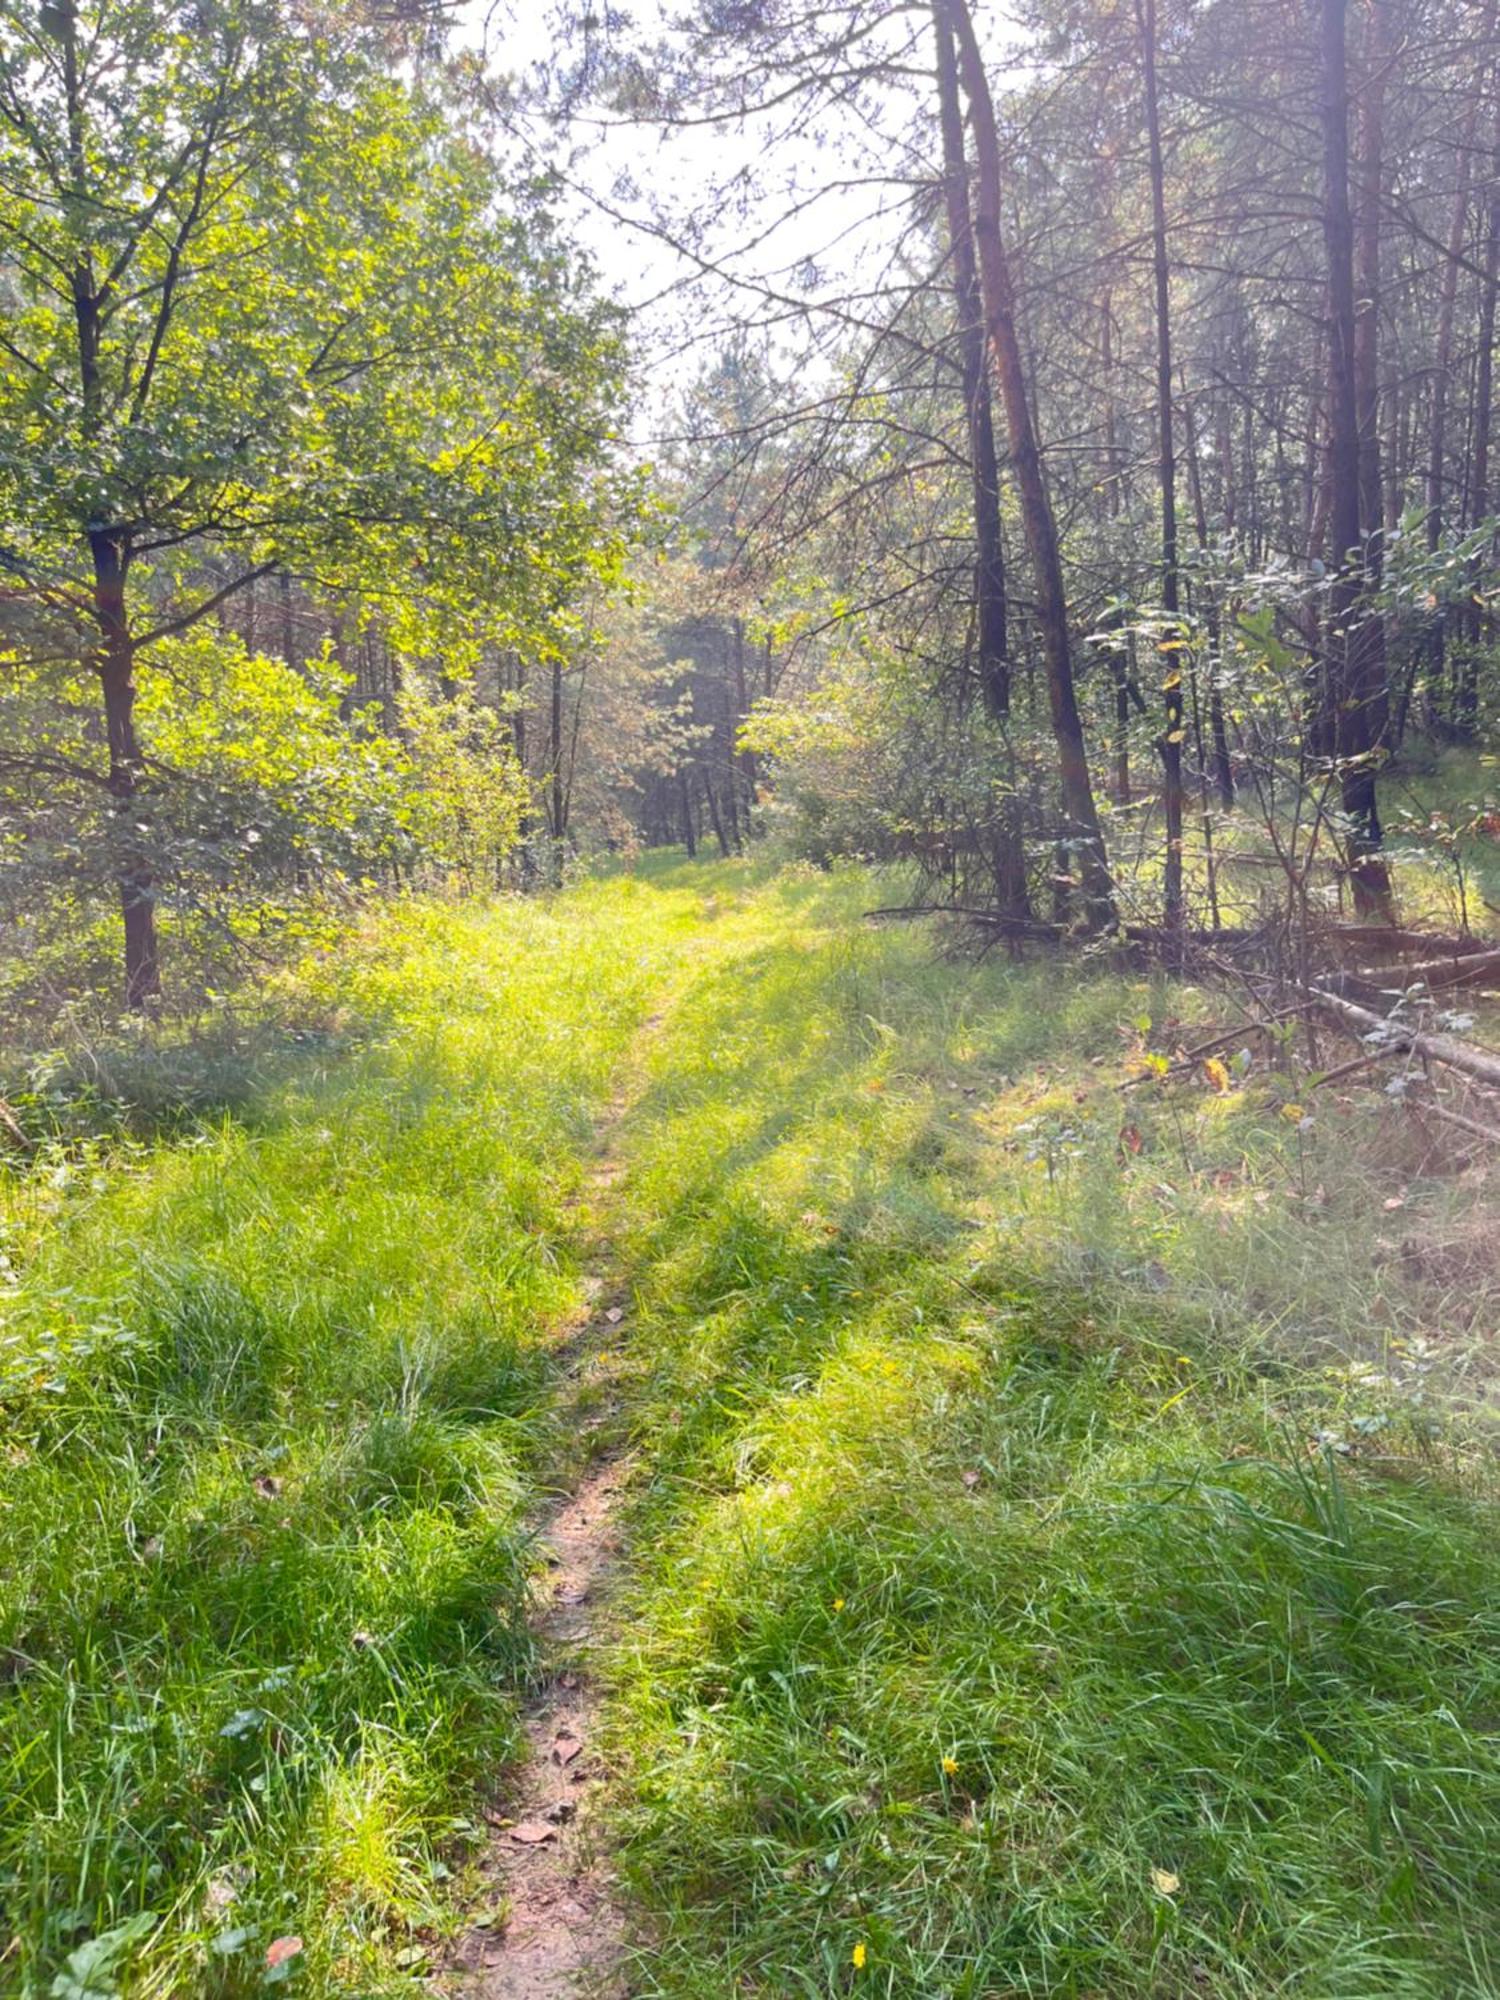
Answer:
0, 882, 693, 1997
598, 863, 1500, 1997
5, 853, 1500, 1996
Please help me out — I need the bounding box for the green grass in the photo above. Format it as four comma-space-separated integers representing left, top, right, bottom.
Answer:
593, 862, 1500, 1998
0, 880, 702, 1996
5, 855, 1500, 1996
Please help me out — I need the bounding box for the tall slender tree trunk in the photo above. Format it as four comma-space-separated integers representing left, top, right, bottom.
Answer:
1111, 640, 1133, 805
1353, 0, 1389, 547
933, 2, 1008, 716
1101, 289, 1134, 807
946, 0, 1115, 931
732, 617, 759, 817
1423, 122, 1474, 717
549, 658, 566, 842
1182, 391, 1236, 805
702, 768, 732, 857
1319, 0, 1393, 920
933, 0, 1030, 919
679, 769, 698, 857
1137, 0, 1184, 944
1459, 99, 1500, 736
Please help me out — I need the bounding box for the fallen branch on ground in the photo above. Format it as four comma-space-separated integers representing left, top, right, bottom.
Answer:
1414, 1098, 1500, 1148
1352, 946, 1500, 994
1310, 986, 1500, 1092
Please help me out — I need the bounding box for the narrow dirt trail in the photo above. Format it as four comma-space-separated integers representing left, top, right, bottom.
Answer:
446, 1010, 669, 1999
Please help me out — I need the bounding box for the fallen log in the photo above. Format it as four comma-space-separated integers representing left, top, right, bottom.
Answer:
1310, 986, 1500, 1093
863, 905, 1261, 949
1353, 946, 1500, 994
1320, 924, 1491, 959
1309, 1045, 1400, 1089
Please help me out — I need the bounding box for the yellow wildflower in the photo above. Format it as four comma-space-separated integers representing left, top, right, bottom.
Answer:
852, 1943, 867, 1969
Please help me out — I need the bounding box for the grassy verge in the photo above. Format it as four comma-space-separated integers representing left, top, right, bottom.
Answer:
0, 878, 700, 1997
599, 862, 1500, 1998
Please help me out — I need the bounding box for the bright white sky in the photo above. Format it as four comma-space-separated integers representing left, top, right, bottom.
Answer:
455, 3, 1023, 437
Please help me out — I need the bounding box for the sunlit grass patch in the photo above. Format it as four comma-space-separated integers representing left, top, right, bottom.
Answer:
600, 864, 1500, 1999
0, 882, 699, 1996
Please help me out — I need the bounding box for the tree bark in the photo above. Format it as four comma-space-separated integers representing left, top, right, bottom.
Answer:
732, 617, 759, 816
1181, 390, 1235, 805
702, 767, 732, 857
549, 658, 566, 841
1137, 0, 1184, 944
1459, 100, 1500, 736
92, 531, 160, 1008
679, 769, 698, 857
1318, 0, 1393, 921
933, 0, 1008, 717
945, 0, 1115, 931
933, 0, 1030, 920
62, 3, 162, 1006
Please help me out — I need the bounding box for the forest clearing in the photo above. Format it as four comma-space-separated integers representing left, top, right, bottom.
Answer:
9, 0, 1500, 1992
6, 859, 1500, 1997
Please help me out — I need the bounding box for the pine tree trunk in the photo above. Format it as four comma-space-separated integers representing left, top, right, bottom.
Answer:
1319, 0, 1393, 921
1137, 0, 1184, 944
945, 0, 1115, 932
933, 1, 1008, 717
1459, 102, 1500, 736
932, 0, 1030, 920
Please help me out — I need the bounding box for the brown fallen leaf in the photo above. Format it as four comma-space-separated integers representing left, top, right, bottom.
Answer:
508, 1820, 557, 1846
265, 1936, 304, 1969
1151, 1869, 1180, 1898
553, 1729, 583, 1767
252, 1475, 282, 1500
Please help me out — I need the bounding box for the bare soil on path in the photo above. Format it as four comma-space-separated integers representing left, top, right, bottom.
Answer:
446, 1017, 667, 1999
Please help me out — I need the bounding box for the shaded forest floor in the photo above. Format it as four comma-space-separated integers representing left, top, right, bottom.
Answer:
5, 859, 1500, 1996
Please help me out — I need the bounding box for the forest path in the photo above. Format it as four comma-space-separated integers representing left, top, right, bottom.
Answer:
445, 998, 676, 2000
